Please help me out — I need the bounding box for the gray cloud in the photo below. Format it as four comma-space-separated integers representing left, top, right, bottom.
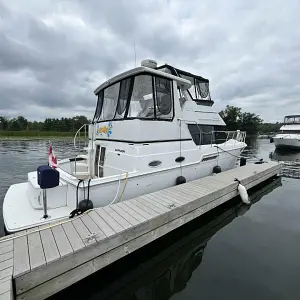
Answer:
0, 0, 300, 122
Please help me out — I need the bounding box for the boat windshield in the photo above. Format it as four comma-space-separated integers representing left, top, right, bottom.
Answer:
93, 74, 174, 123
284, 115, 300, 124
156, 65, 211, 103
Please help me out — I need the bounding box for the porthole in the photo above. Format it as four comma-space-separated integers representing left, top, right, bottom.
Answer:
149, 160, 162, 167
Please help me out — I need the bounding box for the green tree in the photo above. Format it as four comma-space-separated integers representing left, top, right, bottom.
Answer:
219, 105, 242, 131
0, 116, 9, 130
219, 105, 263, 134
240, 112, 263, 134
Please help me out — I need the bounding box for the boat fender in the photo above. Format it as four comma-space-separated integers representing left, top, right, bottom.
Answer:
254, 158, 264, 164
69, 199, 94, 218
78, 199, 94, 211
213, 166, 221, 174
270, 137, 274, 143
240, 157, 247, 167
234, 178, 250, 204
176, 176, 186, 185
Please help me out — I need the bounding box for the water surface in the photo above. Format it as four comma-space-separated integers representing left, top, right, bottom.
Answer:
0, 138, 300, 299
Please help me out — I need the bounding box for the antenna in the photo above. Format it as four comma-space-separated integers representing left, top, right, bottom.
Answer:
134, 42, 136, 67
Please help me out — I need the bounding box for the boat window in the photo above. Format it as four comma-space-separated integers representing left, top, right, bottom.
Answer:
155, 77, 173, 119
188, 124, 215, 145
93, 73, 174, 122
101, 82, 120, 120
115, 78, 131, 119
284, 116, 300, 124
188, 124, 201, 145
201, 125, 215, 144
196, 79, 209, 98
128, 75, 155, 118
93, 90, 104, 122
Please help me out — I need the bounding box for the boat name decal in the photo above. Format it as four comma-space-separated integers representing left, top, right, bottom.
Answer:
115, 149, 125, 153
96, 121, 113, 137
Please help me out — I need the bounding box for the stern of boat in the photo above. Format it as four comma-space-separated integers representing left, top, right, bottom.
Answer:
3, 172, 72, 233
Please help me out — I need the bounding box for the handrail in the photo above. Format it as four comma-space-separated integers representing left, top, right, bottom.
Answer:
73, 123, 91, 176
73, 123, 90, 150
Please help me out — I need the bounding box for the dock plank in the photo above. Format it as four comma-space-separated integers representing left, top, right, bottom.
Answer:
132, 199, 161, 217
0, 267, 12, 282
125, 200, 156, 219
0, 260, 12, 272
62, 222, 85, 252
80, 214, 106, 241
51, 225, 73, 258
0, 252, 13, 264
162, 187, 199, 202
0, 279, 10, 296
72, 218, 96, 246
139, 195, 170, 212
154, 189, 189, 205
151, 191, 184, 208
13, 235, 30, 277
103, 206, 132, 230
96, 209, 124, 233
39, 228, 60, 264
137, 196, 168, 214
88, 211, 115, 237
115, 202, 147, 223
161, 188, 195, 203
0, 241, 12, 250
0, 291, 11, 300
110, 205, 140, 226
0, 246, 12, 256
27, 232, 46, 270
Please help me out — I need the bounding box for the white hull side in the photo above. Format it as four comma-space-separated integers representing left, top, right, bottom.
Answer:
3, 146, 243, 233
274, 135, 300, 150
87, 147, 241, 207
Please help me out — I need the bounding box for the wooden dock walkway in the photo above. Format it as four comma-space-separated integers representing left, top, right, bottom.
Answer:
0, 162, 281, 300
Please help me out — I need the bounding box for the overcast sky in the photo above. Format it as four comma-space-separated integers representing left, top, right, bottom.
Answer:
0, 0, 299, 122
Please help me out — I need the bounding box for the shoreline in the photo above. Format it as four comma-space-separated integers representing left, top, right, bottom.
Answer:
0, 136, 75, 141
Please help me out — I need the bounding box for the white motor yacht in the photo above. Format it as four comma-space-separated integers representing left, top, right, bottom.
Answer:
3, 59, 247, 233
273, 115, 300, 150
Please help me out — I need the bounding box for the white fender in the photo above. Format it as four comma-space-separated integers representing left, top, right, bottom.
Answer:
235, 178, 250, 204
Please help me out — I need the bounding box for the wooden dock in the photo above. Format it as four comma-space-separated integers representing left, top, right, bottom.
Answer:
0, 162, 281, 300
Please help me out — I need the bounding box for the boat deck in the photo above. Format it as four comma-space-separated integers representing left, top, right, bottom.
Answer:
0, 162, 281, 300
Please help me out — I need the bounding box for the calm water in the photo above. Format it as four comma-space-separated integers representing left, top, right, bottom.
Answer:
1, 138, 300, 299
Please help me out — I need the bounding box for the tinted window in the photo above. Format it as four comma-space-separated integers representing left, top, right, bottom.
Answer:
188, 124, 215, 145
93, 91, 103, 122
188, 124, 201, 145
201, 125, 215, 145
115, 78, 131, 119
155, 77, 173, 119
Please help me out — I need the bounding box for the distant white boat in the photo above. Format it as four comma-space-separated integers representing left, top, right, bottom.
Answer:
3, 59, 246, 233
273, 115, 300, 150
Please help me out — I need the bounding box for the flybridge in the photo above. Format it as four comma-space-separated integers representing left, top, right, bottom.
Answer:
156, 64, 213, 106
284, 115, 300, 124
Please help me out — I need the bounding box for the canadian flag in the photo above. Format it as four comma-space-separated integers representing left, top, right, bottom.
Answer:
49, 144, 58, 168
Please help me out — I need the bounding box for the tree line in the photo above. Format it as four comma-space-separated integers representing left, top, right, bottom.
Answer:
0, 115, 90, 132
219, 105, 282, 134
0, 107, 281, 135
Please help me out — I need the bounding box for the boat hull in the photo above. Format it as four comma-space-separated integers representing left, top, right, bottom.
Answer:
273, 136, 300, 150
3, 145, 245, 233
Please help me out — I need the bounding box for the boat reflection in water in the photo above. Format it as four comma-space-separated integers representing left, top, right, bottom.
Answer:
270, 149, 300, 179
51, 176, 282, 300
